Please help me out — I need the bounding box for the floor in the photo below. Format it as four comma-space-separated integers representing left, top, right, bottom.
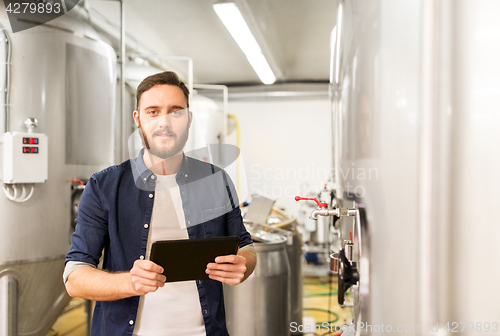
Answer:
302, 275, 353, 336
47, 298, 87, 336
47, 275, 352, 336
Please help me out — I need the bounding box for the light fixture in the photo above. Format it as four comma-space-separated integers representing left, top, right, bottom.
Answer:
213, 2, 276, 85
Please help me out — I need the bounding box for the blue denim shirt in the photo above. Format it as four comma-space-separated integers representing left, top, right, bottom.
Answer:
65, 150, 253, 336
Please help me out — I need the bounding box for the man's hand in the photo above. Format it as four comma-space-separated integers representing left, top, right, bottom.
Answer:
129, 260, 166, 295
206, 254, 248, 286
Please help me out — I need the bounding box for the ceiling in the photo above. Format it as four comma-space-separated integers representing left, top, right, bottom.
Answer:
87, 0, 337, 86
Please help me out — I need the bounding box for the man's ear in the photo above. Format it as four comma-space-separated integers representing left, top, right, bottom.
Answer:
188, 111, 193, 128
133, 110, 140, 128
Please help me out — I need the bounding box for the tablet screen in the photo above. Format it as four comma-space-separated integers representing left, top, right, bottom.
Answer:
150, 236, 241, 282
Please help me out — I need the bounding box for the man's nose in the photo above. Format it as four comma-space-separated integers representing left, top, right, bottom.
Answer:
157, 114, 172, 128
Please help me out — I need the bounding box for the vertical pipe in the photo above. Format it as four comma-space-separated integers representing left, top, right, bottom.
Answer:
187, 58, 193, 101
0, 21, 11, 134
420, 0, 441, 329
332, 1, 344, 199
226, 114, 241, 196
120, 0, 126, 162
222, 86, 228, 145
192, 84, 231, 189
334, 90, 342, 199
0, 275, 18, 336
192, 84, 228, 144
329, 26, 337, 187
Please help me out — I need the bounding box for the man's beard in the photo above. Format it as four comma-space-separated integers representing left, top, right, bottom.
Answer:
140, 123, 189, 160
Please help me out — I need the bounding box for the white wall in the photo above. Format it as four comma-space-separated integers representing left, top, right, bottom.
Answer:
227, 98, 332, 217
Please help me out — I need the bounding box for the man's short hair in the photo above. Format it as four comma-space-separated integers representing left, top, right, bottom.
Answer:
136, 71, 190, 110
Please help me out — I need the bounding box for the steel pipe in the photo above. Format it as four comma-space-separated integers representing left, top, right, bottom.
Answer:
0, 275, 18, 336
193, 84, 228, 144
0, 20, 11, 134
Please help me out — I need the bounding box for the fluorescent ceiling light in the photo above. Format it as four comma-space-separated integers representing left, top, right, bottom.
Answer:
213, 2, 276, 85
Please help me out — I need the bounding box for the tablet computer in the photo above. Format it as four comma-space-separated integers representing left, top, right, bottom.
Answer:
150, 236, 241, 283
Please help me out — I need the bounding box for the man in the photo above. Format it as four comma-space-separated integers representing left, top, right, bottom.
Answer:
64, 71, 256, 336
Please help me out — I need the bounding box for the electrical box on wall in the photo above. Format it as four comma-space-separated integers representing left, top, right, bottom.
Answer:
2, 132, 48, 183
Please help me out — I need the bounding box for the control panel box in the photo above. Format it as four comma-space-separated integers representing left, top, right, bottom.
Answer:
2, 132, 48, 183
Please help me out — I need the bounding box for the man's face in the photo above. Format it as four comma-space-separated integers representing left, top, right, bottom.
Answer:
133, 84, 192, 159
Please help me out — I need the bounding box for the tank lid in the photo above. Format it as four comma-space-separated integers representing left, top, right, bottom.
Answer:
244, 223, 288, 243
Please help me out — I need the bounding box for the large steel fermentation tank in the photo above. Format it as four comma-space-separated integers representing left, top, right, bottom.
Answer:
224, 229, 291, 336
331, 0, 500, 334
0, 5, 116, 336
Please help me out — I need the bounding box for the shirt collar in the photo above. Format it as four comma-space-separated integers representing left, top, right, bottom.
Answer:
132, 148, 190, 185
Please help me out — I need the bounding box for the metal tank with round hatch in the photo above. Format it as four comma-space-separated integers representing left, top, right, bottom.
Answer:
0, 4, 116, 335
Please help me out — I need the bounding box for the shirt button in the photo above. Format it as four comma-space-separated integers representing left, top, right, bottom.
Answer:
203, 309, 208, 315
129, 320, 134, 325
149, 194, 153, 198
144, 224, 148, 228
197, 280, 201, 285
140, 255, 144, 260
151, 175, 155, 180
143, 178, 147, 182
187, 220, 191, 225
185, 174, 188, 178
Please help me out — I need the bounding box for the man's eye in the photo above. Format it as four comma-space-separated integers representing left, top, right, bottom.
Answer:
172, 110, 181, 115
148, 110, 157, 115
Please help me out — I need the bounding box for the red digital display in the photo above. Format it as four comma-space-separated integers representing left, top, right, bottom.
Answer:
22, 147, 39, 154
23, 137, 39, 145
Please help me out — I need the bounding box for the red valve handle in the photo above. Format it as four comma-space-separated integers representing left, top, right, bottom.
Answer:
72, 179, 84, 186
295, 196, 328, 208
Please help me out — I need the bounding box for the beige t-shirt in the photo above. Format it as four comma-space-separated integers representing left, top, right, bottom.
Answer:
132, 174, 206, 336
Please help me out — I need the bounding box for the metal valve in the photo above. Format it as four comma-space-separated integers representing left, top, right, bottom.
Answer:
330, 231, 359, 306
294, 196, 328, 208
295, 195, 357, 220
337, 248, 359, 306
24, 118, 38, 133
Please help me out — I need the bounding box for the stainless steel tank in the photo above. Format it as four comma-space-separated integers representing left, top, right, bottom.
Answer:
331, 0, 500, 334
264, 210, 303, 333
224, 229, 291, 336
0, 4, 116, 335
